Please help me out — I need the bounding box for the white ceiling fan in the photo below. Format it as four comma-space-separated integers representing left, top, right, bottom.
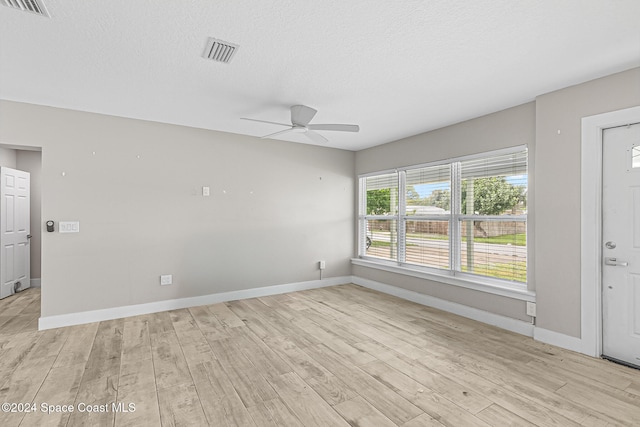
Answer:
241, 105, 359, 144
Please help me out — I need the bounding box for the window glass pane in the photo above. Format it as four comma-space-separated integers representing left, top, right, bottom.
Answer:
633, 146, 640, 168
461, 152, 527, 215
405, 220, 449, 270
364, 219, 397, 261
359, 149, 528, 287
460, 220, 526, 283
365, 173, 398, 216
405, 164, 451, 214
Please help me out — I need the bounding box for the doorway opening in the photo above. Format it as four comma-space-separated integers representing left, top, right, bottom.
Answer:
0, 145, 42, 300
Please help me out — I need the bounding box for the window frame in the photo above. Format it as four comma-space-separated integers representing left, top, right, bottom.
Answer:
358, 169, 400, 260
357, 146, 529, 295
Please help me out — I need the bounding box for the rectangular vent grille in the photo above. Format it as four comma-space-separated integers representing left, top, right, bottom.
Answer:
1, 0, 50, 17
203, 38, 239, 64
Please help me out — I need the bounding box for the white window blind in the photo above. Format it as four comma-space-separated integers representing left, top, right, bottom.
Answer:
360, 172, 399, 261
359, 147, 528, 286
460, 151, 528, 180
458, 150, 527, 282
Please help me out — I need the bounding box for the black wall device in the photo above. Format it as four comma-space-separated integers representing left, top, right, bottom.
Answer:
46, 220, 54, 232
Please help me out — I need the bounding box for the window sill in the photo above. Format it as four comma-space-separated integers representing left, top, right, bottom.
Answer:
351, 257, 536, 302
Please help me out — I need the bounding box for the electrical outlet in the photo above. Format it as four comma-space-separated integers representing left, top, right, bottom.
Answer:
202, 186, 210, 196
160, 275, 172, 286
319, 260, 326, 270
526, 302, 536, 317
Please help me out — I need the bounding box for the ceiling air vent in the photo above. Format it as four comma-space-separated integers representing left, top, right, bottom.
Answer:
202, 37, 239, 64
1, 0, 50, 17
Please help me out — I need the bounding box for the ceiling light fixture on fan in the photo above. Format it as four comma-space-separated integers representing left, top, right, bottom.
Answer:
241, 105, 359, 144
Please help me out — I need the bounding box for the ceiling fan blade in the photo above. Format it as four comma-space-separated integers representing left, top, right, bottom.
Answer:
241, 117, 290, 127
291, 105, 317, 126
304, 130, 328, 144
261, 128, 295, 139
307, 124, 360, 132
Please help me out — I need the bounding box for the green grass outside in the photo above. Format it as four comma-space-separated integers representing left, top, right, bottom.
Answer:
368, 240, 526, 282
405, 233, 526, 246
471, 233, 526, 246
462, 261, 527, 283
371, 240, 417, 248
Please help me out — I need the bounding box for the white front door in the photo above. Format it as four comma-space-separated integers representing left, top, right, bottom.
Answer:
0, 167, 31, 299
602, 122, 640, 367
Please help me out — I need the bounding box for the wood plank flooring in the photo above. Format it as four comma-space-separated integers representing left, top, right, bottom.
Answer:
1, 285, 639, 426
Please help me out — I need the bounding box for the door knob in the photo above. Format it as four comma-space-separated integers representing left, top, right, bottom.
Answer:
605, 257, 628, 267
605, 241, 616, 249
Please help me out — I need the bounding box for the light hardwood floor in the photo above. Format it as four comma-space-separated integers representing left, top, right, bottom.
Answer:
1, 285, 639, 426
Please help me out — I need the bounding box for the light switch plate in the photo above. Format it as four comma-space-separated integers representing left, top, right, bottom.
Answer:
59, 221, 80, 233
202, 186, 210, 196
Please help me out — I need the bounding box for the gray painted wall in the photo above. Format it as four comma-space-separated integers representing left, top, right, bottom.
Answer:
0, 147, 17, 168
0, 101, 355, 317
534, 67, 640, 337
353, 265, 529, 321
354, 102, 536, 321
355, 102, 536, 174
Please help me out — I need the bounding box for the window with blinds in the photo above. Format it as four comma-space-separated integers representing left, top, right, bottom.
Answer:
358, 147, 528, 285
458, 151, 527, 282
360, 172, 398, 261
404, 164, 451, 270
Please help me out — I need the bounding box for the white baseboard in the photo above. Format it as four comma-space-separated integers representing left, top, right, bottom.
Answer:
533, 327, 583, 353
38, 276, 351, 331
37, 274, 587, 357
352, 276, 590, 355
351, 276, 534, 337
30, 278, 41, 288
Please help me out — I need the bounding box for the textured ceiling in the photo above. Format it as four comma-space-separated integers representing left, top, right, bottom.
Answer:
1, 1, 639, 151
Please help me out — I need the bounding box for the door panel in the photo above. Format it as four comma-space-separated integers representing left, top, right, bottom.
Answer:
0, 167, 30, 299
17, 195, 28, 232
4, 244, 14, 283
5, 195, 14, 232
634, 188, 640, 248
16, 242, 27, 283
602, 123, 640, 366
633, 274, 640, 337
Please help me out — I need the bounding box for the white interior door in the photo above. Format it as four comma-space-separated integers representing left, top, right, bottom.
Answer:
0, 167, 31, 299
602, 122, 640, 367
